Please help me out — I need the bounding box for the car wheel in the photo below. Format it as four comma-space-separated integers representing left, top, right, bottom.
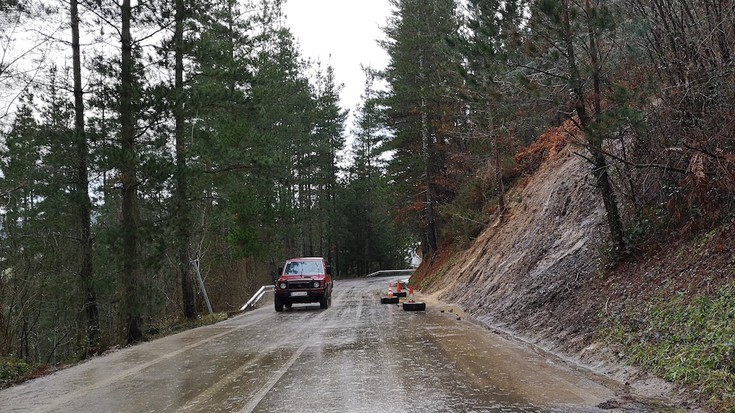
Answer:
320, 292, 329, 309
275, 296, 284, 312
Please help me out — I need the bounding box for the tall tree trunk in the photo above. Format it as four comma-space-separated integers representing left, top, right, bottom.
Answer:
71, 0, 100, 354
585, 0, 626, 253
420, 94, 438, 254
488, 110, 505, 212
120, 0, 142, 343
562, 0, 626, 253
175, 0, 196, 319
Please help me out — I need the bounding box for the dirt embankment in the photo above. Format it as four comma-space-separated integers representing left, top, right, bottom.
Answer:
416, 144, 707, 410
424, 143, 608, 347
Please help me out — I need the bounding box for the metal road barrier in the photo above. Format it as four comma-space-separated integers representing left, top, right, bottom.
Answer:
365, 269, 415, 278
240, 285, 274, 311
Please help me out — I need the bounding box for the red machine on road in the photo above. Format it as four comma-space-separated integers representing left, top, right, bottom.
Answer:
274, 257, 333, 312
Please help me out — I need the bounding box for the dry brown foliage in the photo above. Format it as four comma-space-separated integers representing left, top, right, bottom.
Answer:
514, 119, 579, 175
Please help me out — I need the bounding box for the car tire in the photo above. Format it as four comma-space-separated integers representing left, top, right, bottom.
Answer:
320, 291, 329, 309
275, 296, 284, 312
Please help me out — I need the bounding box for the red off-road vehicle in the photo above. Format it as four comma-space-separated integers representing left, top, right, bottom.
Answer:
274, 257, 333, 312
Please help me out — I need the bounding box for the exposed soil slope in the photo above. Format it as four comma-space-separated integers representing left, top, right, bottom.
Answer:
424, 143, 608, 346
415, 142, 718, 410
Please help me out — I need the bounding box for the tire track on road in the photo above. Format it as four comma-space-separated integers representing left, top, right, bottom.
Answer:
236, 308, 333, 413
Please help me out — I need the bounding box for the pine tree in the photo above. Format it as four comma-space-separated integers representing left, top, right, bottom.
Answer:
527, 0, 626, 253
338, 68, 412, 276
70, 0, 100, 352
310, 65, 347, 264
0, 95, 44, 359
381, 0, 464, 255
119, 0, 143, 343
0, 79, 87, 363
453, 0, 528, 213
244, 25, 314, 257
172, 0, 195, 319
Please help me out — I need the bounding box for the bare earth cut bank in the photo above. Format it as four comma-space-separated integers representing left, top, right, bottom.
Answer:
413, 142, 733, 412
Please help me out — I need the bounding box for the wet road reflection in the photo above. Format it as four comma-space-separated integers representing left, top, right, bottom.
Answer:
0, 277, 621, 412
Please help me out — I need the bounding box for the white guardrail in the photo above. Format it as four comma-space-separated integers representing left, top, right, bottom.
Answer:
366, 269, 415, 278
239, 285, 274, 311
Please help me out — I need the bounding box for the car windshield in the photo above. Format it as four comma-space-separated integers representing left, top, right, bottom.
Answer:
285, 261, 323, 275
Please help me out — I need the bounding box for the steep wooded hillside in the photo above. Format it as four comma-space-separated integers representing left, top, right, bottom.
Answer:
412, 140, 734, 411
416, 141, 607, 342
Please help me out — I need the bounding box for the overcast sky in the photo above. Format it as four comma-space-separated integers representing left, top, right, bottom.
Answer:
283, 0, 392, 127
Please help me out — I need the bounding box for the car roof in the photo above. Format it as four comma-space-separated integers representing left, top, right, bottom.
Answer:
286, 257, 324, 261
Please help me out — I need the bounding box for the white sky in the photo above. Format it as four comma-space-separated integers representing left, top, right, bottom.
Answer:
283, 0, 392, 126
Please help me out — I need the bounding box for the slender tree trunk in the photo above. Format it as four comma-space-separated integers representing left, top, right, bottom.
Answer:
562, 0, 626, 253
327, 148, 337, 271
419, 56, 438, 254
71, 0, 100, 354
488, 110, 505, 212
561, 0, 588, 126
174, 0, 196, 319
120, 0, 142, 343
421, 96, 438, 253
585, 0, 625, 252
364, 170, 371, 275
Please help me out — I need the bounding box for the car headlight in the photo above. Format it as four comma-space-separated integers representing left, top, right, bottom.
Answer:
279, 282, 287, 289
313, 281, 321, 288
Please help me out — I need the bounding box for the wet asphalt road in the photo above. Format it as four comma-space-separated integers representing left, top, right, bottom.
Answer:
0, 276, 626, 412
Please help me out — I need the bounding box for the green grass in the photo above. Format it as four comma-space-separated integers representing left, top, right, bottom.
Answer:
608, 287, 735, 411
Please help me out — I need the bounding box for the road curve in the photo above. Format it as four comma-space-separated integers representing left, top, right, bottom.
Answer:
1, 276, 629, 412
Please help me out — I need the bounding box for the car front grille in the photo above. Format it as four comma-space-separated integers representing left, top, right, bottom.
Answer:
287, 280, 313, 290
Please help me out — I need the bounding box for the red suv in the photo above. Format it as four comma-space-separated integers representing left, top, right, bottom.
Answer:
274, 257, 333, 312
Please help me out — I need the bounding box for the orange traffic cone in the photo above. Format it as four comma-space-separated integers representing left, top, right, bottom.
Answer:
381, 282, 400, 304
394, 280, 407, 297
403, 285, 425, 311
